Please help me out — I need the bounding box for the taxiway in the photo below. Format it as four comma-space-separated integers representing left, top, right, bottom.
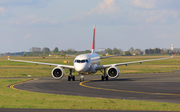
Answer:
13, 72, 180, 103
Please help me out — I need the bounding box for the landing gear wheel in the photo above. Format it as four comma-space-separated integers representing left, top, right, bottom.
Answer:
80, 78, 84, 82
101, 75, 104, 81
105, 76, 108, 81
72, 76, 75, 81
68, 76, 71, 81
80, 74, 84, 82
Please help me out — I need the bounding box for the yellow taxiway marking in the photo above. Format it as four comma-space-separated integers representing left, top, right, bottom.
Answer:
120, 73, 180, 79
79, 79, 180, 96
10, 78, 38, 92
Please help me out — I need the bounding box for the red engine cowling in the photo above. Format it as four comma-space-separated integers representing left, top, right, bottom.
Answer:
52, 67, 65, 79
107, 67, 120, 79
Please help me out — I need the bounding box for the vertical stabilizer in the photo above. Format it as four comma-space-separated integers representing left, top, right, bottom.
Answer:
92, 25, 96, 54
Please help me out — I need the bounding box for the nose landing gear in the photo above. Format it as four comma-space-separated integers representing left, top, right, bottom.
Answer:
80, 74, 84, 82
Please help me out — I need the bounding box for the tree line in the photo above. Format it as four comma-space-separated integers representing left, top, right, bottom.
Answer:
26, 47, 144, 56
26, 47, 92, 56
24, 47, 167, 57
145, 48, 161, 54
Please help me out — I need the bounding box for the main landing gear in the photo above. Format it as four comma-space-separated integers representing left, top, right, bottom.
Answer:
100, 68, 108, 81
68, 69, 75, 81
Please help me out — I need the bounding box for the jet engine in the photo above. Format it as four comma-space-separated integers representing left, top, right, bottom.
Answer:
107, 67, 120, 79
52, 67, 65, 79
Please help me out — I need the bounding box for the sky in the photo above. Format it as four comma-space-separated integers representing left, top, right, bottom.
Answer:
0, 0, 180, 53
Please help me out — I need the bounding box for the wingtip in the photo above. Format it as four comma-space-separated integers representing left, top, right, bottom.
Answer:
170, 52, 176, 58
5, 54, 10, 60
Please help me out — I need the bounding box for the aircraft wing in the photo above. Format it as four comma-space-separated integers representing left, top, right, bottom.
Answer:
5, 54, 74, 69
95, 54, 176, 70
66, 54, 77, 57
100, 54, 121, 59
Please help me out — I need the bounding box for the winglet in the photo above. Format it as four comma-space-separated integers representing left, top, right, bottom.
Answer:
92, 24, 96, 54
170, 52, 176, 58
5, 54, 10, 60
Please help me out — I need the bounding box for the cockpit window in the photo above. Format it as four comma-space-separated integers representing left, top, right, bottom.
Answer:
81, 60, 85, 63
74, 59, 88, 63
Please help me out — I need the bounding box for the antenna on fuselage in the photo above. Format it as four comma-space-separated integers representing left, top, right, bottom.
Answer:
92, 24, 96, 54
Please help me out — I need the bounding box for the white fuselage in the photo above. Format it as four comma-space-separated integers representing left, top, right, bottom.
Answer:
74, 53, 100, 74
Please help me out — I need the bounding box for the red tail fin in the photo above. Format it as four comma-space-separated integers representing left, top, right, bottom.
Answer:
92, 25, 95, 54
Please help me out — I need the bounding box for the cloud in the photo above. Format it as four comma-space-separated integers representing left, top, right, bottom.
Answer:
0, 0, 52, 7
66, 0, 180, 25
130, 0, 180, 10
23, 33, 31, 40
90, 0, 120, 14
157, 34, 167, 39
0, 6, 8, 14
66, 0, 121, 24
9, 15, 59, 26
176, 32, 180, 39
6, 38, 15, 44
145, 10, 178, 23
131, 0, 157, 9
0, 0, 8, 4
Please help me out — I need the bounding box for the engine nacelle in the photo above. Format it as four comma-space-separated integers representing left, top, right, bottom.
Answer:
52, 67, 65, 79
107, 67, 120, 79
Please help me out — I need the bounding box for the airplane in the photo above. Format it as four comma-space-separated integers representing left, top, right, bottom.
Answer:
5, 25, 176, 82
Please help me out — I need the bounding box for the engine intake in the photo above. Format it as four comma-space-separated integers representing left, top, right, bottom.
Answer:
107, 67, 120, 79
52, 67, 65, 79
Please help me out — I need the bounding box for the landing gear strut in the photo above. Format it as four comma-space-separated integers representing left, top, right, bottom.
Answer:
80, 74, 84, 82
68, 69, 75, 81
100, 68, 108, 81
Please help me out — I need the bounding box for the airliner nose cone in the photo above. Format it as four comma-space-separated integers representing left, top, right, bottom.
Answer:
74, 64, 88, 73
75, 66, 83, 72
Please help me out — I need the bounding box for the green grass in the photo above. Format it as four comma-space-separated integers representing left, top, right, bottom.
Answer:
0, 56, 180, 110
0, 55, 180, 77
0, 79, 180, 110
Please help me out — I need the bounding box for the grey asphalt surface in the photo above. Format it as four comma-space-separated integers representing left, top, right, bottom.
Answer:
14, 72, 180, 103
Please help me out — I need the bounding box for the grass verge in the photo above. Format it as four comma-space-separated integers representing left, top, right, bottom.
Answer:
0, 56, 180, 77
0, 79, 180, 110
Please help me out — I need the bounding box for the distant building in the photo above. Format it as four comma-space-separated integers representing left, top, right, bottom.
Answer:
171, 44, 173, 51
132, 52, 137, 55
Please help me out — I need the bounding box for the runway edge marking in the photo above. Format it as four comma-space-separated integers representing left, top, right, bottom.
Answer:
79, 79, 180, 97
